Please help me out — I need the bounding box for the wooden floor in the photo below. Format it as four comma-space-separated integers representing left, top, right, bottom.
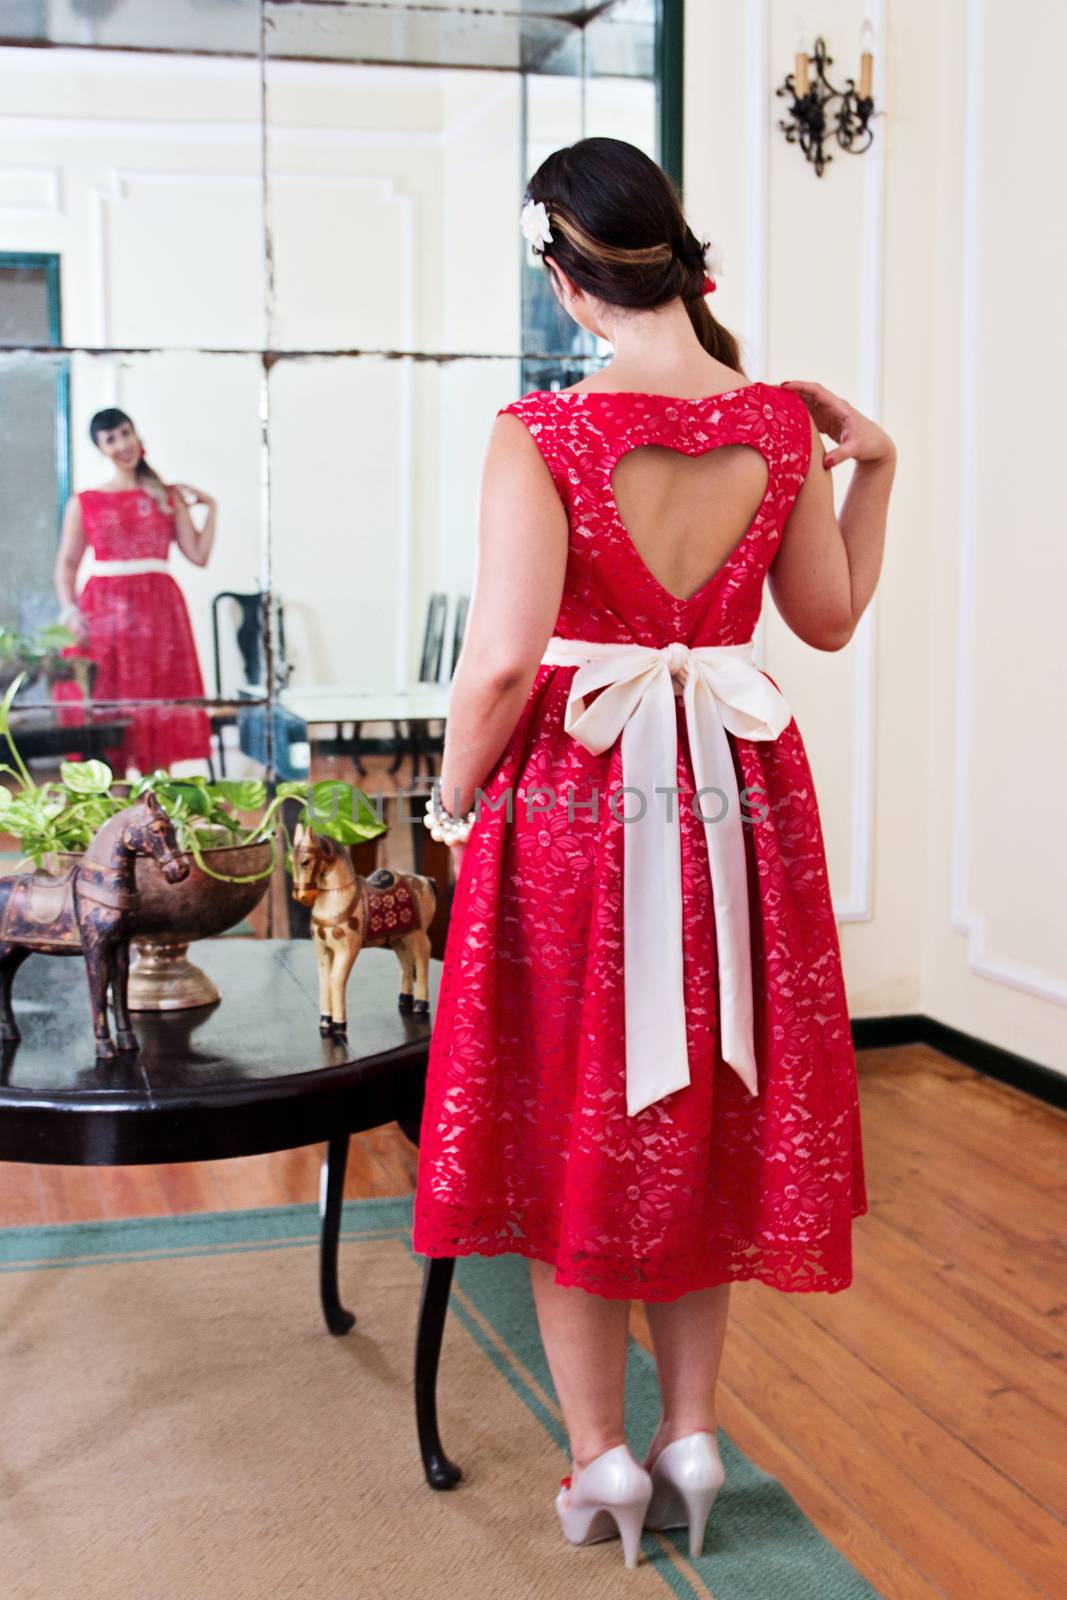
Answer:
3, 748, 1065, 1594
2, 1043, 1064, 1597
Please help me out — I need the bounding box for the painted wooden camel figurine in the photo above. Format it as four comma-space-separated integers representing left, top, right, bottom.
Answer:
0, 791, 189, 1059
291, 823, 436, 1036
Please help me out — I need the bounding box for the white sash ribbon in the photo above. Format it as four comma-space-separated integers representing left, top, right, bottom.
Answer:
89, 558, 171, 576
540, 635, 793, 1117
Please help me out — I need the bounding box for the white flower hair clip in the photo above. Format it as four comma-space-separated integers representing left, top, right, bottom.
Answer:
701, 238, 724, 294
520, 198, 554, 254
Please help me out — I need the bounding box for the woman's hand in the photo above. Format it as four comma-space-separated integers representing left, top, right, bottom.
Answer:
170, 482, 214, 510
60, 604, 90, 645
780, 380, 895, 470
448, 839, 467, 879
171, 484, 218, 566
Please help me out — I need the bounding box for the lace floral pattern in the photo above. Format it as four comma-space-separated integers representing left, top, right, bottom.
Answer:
78, 488, 174, 558
411, 382, 868, 1300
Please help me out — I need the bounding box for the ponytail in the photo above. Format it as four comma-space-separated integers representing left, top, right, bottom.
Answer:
682, 291, 746, 374
135, 455, 172, 512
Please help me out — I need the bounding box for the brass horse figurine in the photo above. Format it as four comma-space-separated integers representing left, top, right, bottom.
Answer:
291, 824, 436, 1036
0, 791, 189, 1058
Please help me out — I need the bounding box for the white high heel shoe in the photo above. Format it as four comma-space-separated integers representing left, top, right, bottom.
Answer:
555, 1442, 654, 1568
643, 1430, 726, 1558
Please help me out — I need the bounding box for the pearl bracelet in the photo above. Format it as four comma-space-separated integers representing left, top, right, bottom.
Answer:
423, 791, 477, 845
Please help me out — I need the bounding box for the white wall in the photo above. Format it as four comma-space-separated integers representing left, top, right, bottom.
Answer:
919, 0, 1066, 1068
683, 0, 1065, 1074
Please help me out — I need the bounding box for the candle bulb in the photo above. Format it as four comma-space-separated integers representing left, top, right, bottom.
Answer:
795, 51, 810, 96
859, 50, 873, 98
859, 19, 875, 98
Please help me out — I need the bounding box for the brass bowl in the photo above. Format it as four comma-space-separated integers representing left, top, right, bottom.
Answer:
127, 839, 274, 1010
131, 840, 273, 938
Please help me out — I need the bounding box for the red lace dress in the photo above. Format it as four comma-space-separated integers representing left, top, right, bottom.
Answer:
56, 487, 211, 772
411, 383, 869, 1301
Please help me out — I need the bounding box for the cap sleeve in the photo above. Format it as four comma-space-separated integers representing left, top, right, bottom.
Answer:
495, 392, 573, 507
785, 387, 814, 481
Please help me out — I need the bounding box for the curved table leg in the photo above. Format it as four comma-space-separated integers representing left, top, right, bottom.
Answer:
320, 1135, 356, 1335
415, 1255, 463, 1489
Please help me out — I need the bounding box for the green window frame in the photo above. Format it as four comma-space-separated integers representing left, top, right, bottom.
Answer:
0, 251, 71, 531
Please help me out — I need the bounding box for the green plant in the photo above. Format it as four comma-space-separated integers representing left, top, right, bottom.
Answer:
0, 622, 77, 675
0, 673, 387, 881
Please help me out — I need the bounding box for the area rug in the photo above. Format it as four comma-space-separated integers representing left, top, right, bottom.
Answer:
0, 1196, 882, 1600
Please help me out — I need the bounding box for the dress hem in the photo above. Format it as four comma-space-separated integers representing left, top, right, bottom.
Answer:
410, 1197, 869, 1303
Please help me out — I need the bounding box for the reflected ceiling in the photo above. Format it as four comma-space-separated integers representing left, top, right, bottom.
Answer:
0, 0, 261, 54
266, 1, 653, 75
2, 0, 655, 76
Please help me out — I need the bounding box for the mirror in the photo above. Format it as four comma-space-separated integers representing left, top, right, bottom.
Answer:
0, 348, 268, 785
0, 0, 674, 795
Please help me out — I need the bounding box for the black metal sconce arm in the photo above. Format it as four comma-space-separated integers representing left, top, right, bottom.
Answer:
776, 36, 880, 177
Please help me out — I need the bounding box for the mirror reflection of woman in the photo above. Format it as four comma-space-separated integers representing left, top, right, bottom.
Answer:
53, 408, 214, 777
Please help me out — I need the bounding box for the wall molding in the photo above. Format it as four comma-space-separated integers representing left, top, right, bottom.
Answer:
834, 0, 886, 924
742, 0, 769, 382
950, 0, 1067, 1007
747, 0, 882, 925
0, 163, 63, 216
90, 166, 264, 346
745, 0, 770, 688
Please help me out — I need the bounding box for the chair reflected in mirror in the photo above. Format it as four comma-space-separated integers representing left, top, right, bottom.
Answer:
404, 590, 468, 776
210, 590, 304, 781
393, 592, 449, 778
450, 594, 470, 677
342, 591, 467, 780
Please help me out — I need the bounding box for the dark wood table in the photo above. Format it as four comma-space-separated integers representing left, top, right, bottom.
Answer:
0, 937, 462, 1490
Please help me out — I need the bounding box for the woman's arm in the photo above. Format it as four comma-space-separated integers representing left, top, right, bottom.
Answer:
436, 412, 570, 834
54, 495, 89, 640
767, 380, 897, 651
170, 484, 217, 566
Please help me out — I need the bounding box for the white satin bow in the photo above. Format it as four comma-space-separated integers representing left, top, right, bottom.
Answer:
539, 636, 793, 1117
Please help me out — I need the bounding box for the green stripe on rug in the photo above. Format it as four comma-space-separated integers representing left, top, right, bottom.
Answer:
0, 1196, 883, 1599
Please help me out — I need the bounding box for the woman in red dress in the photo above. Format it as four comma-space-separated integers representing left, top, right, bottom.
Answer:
411, 139, 897, 1564
53, 408, 214, 775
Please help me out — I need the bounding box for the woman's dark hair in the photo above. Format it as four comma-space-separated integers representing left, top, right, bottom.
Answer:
88, 407, 171, 510
525, 136, 744, 374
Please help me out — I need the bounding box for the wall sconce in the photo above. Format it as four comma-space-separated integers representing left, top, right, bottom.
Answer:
776, 25, 879, 177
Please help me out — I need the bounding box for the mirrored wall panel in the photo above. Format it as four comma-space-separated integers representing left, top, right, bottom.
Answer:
0, 31, 265, 351
267, 354, 520, 692
0, 0, 674, 788
263, 2, 659, 360
0, 0, 261, 54
0, 349, 267, 777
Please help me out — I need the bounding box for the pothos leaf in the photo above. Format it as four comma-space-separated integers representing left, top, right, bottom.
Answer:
207, 779, 267, 813
59, 759, 114, 795
0, 671, 27, 736
152, 782, 213, 818
306, 780, 388, 845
